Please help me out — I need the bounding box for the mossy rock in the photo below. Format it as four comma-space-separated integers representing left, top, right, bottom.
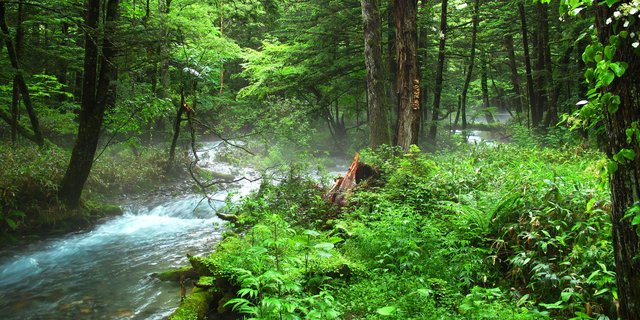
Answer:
153, 266, 199, 282
168, 287, 214, 320
188, 254, 216, 277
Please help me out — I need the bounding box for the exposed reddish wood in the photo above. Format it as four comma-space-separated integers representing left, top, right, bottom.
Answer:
325, 153, 377, 207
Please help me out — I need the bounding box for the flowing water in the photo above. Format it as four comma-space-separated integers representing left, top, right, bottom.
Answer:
0, 142, 261, 319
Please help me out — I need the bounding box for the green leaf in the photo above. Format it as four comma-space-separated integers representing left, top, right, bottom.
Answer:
540, 300, 565, 309
604, 45, 615, 60
584, 68, 595, 83
632, 215, 640, 226
605, 0, 619, 7
376, 306, 397, 316
610, 62, 627, 77
601, 70, 615, 86
314, 242, 334, 250
561, 291, 572, 302
620, 149, 636, 160
5, 218, 17, 230
607, 161, 619, 174
303, 229, 320, 237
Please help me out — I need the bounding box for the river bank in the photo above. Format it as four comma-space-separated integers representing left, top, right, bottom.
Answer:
0, 141, 256, 319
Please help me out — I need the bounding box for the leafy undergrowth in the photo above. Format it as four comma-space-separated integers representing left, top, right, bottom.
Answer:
0, 144, 185, 237
188, 141, 613, 319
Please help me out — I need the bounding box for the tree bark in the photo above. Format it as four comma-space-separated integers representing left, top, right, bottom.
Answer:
544, 45, 573, 128
361, 0, 390, 148
386, 0, 397, 138
539, 2, 554, 128
0, 2, 44, 147
169, 89, 186, 169
531, 2, 550, 128
428, 0, 448, 142
460, 0, 479, 131
481, 52, 494, 123
59, 0, 120, 209
504, 34, 523, 114
595, 3, 640, 318
518, 2, 535, 128
393, 0, 420, 150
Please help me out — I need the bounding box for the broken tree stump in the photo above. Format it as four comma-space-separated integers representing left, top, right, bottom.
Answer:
324, 153, 376, 207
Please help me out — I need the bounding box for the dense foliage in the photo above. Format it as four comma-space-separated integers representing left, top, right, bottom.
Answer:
188, 137, 614, 319
1, 0, 639, 317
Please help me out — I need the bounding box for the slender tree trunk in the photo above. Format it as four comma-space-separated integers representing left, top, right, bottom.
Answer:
544, 45, 572, 127
540, 2, 553, 128
0, 2, 44, 147
504, 34, 523, 114
594, 3, 640, 318
168, 89, 186, 169
460, 0, 480, 131
532, 28, 545, 127
518, 2, 535, 128
11, 78, 19, 143
481, 53, 494, 123
218, 1, 224, 96
361, 0, 390, 147
10, 2, 25, 144
428, 0, 448, 142
59, 0, 120, 208
393, 0, 420, 150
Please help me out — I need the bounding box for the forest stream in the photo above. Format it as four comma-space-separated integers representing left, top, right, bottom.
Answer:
0, 142, 263, 319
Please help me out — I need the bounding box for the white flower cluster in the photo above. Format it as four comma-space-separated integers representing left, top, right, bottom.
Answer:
605, 1, 640, 49
183, 67, 201, 78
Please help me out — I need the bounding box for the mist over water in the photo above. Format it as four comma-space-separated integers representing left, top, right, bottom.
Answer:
0, 142, 256, 319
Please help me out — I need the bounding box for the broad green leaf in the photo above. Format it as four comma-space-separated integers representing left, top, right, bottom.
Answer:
314, 242, 334, 250
620, 148, 636, 160
303, 229, 320, 237
376, 306, 397, 316
601, 70, 615, 86
632, 215, 640, 226
5, 218, 17, 230
610, 62, 627, 77
604, 45, 615, 60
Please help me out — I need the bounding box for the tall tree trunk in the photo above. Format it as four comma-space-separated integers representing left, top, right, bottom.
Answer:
59, 0, 120, 208
386, 0, 397, 141
428, 0, 448, 142
544, 45, 573, 127
0, 2, 44, 147
518, 2, 535, 128
393, 0, 420, 150
540, 2, 553, 128
361, 0, 390, 147
10, 2, 24, 144
168, 89, 186, 169
460, 0, 479, 131
531, 2, 550, 128
595, 4, 640, 317
532, 28, 545, 127
11, 78, 19, 143
481, 52, 494, 123
504, 34, 523, 114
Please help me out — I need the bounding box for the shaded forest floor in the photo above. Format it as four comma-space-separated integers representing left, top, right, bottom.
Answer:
171, 131, 616, 319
